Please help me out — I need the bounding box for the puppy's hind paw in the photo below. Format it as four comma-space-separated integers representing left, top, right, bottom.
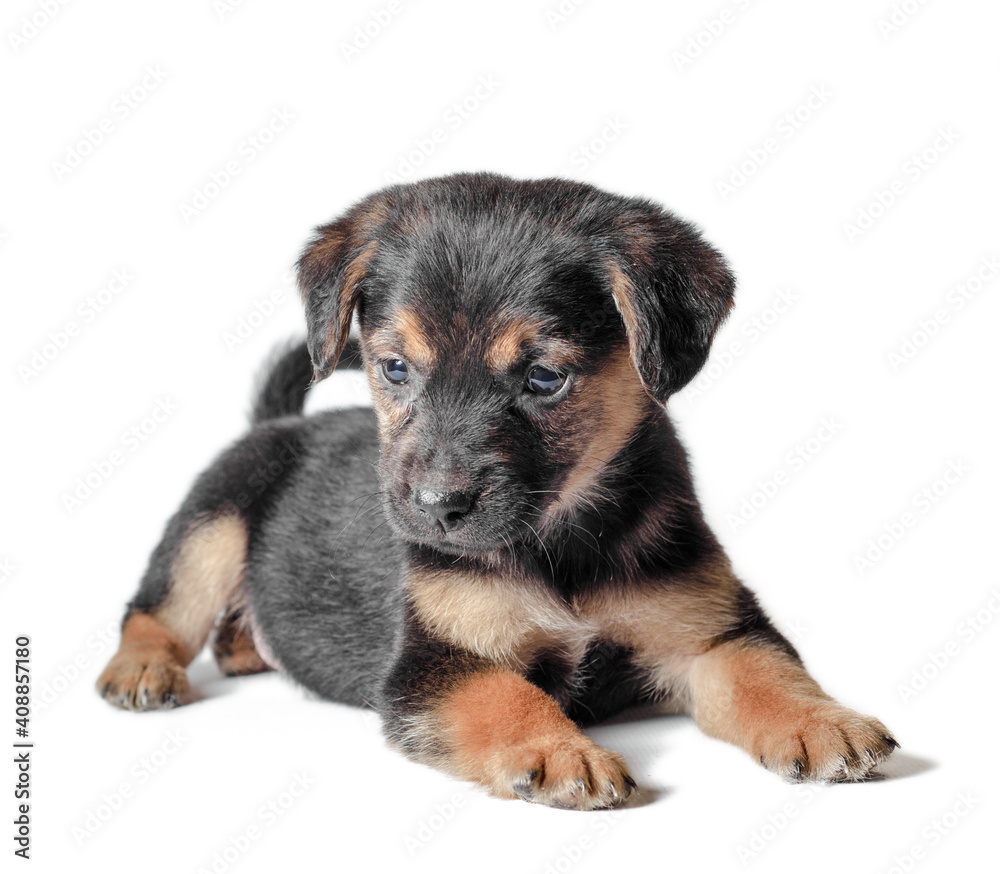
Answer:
97, 654, 191, 711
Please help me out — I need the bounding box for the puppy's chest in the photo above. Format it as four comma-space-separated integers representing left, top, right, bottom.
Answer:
407, 572, 615, 673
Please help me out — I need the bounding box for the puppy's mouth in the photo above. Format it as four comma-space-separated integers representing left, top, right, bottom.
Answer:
390, 521, 511, 557
383, 485, 528, 557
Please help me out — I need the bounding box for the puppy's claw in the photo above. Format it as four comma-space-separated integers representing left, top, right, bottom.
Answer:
792, 759, 804, 781
512, 769, 537, 801
487, 738, 632, 810
752, 705, 896, 782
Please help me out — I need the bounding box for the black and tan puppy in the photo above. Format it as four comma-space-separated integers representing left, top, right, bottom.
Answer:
97, 173, 896, 809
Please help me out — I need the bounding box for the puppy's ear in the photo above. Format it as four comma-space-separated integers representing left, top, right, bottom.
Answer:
297, 200, 386, 381
607, 206, 735, 404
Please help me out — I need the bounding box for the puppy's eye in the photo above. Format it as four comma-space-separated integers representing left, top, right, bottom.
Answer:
382, 358, 409, 384
526, 366, 566, 395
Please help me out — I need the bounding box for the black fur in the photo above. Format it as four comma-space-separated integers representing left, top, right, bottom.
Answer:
711, 586, 800, 661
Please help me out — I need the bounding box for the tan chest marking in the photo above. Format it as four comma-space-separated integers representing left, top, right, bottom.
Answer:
409, 553, 741, 697
580, 554, 742, 697
408, 571, 598, 670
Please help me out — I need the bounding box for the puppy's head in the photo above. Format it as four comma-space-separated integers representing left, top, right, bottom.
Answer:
298, 174, 733, 556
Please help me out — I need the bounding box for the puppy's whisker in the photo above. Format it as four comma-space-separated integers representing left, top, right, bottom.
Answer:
522, 517, 557, 579
526, 489, 609, 543
330, 492, 386, 552
524, 502, 604, 562
527, 485, 615, 521
340, 490, 385, 509
361, 519, 391, 549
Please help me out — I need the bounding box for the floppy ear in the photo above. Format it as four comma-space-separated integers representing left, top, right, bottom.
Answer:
607, 205, 735, 404
297, 201, 385, 382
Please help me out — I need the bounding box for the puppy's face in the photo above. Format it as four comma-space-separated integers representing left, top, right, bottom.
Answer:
298, 175, 735, 556
359, 247, 634, 555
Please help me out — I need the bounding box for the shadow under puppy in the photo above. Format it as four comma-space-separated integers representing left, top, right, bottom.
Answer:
97, 172, 896, 810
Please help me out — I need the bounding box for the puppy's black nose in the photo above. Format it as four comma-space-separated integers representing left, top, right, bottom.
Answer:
413, 489, 475, 532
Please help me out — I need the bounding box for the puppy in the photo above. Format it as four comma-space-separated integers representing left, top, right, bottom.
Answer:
97, 173, 896, 809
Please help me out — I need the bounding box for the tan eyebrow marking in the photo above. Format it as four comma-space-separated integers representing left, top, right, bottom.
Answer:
484, 318, 583, 373
485, 318, 541, 372
368, 307, 437, 370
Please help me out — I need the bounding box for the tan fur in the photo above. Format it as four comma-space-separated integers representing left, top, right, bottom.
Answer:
408, 570, 597, 671
299, 227, 343, 303
319, 240, 379, 368
605, 261, 646, 385
482, 317, 584, 373
434, 669, 633, 808
410, 550, 892, 784
395, 307, 437, 368
580, 553, 742, 698
114, 613, 192, 664
156, 512, 249, 658
484, 318, 542, 372
215, 633, 269, 676
97, 514, 250, 708
362, 338, 410, 434
212, 611, 270, 677
96, 613, 192, 709
409, 552, 740, 689
542, 347, 649, 524
687, 641, 895, 780
396, 307, 438, 369
366, 307, 437, 372
366, 370, 410, 433
605, 255, 732, 387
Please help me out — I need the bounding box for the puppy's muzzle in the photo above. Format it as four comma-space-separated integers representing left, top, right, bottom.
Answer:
411, 488, 477, 533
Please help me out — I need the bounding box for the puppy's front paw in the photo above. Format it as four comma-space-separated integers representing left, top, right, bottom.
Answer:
483, 736, 635, 810
753, 701, 897, 782
97, 653, 191, 711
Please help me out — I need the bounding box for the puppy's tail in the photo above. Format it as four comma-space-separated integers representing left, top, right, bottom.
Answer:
250, 337, 362, 423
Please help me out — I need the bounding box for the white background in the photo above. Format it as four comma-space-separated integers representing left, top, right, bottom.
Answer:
2, 0, 998, 871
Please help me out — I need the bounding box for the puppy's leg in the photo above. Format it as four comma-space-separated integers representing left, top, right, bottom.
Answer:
604, 554, 896, 780
688, 639, 897, 781
380, 631, 634, 810
622, 554, 897, 780
211, 605, 271, 677
97, 423, 304, 710
436, 669, 636, 808
97, 508, 249, 710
